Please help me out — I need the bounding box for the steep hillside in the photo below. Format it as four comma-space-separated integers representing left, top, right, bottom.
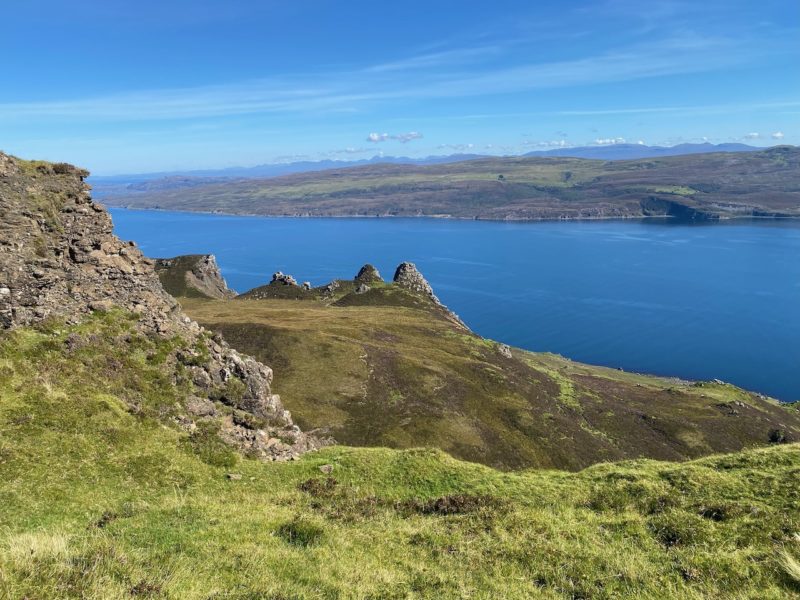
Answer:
168, 261, 800, 470
103, 147, 800, 220
1, 317, 799, 598
0, 151, 324, 461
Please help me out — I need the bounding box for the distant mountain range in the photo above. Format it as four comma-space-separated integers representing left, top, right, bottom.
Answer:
522, 142, 760, 160
89, 143, 768, 198
101, 146, 800, 221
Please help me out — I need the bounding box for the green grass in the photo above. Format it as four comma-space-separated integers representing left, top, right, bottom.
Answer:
178, 295, 800, 471
1, 313, 800, 598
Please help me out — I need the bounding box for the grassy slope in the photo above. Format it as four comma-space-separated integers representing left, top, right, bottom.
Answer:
1, 313, 799, 599
178, 288, 800, 471
104, 147, 800, 219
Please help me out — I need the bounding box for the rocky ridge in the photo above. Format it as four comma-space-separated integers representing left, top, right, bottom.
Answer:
0, 152, 327, 460
154, 254, 236, 300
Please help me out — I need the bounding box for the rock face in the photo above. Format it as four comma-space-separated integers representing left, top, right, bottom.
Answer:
0, 152, 327, 460
354, 263, 383, 284
154, 254, 236, 300
271, 271, 298, 286
393, 262, 440, 304
392, 262, 468, 329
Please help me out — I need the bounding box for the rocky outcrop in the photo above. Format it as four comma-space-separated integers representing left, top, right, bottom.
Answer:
393, 262, 441, 304
354, 263, 383, 284
154, 254, 236, 300
271, 271, 298, 286
0, 151, 327, 460
392, 262, 468, 329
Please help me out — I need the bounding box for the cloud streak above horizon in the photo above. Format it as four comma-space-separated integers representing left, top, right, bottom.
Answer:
0, 33, 787, 123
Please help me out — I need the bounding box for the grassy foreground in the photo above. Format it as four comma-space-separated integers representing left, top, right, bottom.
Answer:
1, 313, 800, 599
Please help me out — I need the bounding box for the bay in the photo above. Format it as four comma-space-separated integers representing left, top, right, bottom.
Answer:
110, 209, 800, 402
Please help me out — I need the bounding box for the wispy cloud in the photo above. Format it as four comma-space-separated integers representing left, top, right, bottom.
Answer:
367, 131, 423, 143
0, 30, 780, 124
523, 139, 570, 149
744, 132, 761, 140
772, 131, 785, 140
437, 143, 476, 152
594, 137, 627, 145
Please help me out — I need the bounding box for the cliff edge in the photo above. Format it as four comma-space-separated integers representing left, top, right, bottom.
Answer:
0, 151, 327, 460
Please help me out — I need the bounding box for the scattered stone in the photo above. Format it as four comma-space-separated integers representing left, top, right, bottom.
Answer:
302, 281, 312, 290
355, 283, 371, 294
226, 473, 243, 481
319, 464, 334, 475
497, 344, 513, 359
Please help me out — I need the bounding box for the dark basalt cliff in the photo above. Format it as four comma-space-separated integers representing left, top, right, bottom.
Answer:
0, 151, 328, 460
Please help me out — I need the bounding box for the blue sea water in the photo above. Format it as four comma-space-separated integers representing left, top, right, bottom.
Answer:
110, 209, 800, 402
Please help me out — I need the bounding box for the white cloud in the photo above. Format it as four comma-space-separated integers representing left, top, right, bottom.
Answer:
366, 131, 423, 143
772, 131, 785, 139
594, 137, 627, 145
393, 131, 423, 143
744, 132, 760, 139
367, 132, 390, 143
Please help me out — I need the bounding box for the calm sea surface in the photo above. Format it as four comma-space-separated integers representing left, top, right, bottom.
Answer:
110, 209, 800, 402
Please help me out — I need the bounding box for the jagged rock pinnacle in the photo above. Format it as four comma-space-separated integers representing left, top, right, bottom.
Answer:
354, 263, 383, 284
393, 262, 439, 303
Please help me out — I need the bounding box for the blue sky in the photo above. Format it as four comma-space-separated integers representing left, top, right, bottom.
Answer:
1, 0, 797, 174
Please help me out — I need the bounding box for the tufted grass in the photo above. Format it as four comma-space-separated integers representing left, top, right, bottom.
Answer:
1, 312, 799, 598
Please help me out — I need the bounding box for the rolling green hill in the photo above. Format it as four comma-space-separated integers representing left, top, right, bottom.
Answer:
1, 312, 799, 598
106, 147, 800, 220
155, 259, 800, 471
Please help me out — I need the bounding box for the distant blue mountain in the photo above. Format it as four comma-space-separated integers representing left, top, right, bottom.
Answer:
523, 142, 759, 160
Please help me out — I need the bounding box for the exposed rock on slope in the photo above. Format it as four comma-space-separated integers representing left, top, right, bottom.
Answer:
393, 262, 440, 303
354, 263, 383, 283
177, 267, 800, 470
0, 151, 326, 460
155, 254, 236, 300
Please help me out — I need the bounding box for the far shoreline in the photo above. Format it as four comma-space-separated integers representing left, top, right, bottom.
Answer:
105, 205, 800, 225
